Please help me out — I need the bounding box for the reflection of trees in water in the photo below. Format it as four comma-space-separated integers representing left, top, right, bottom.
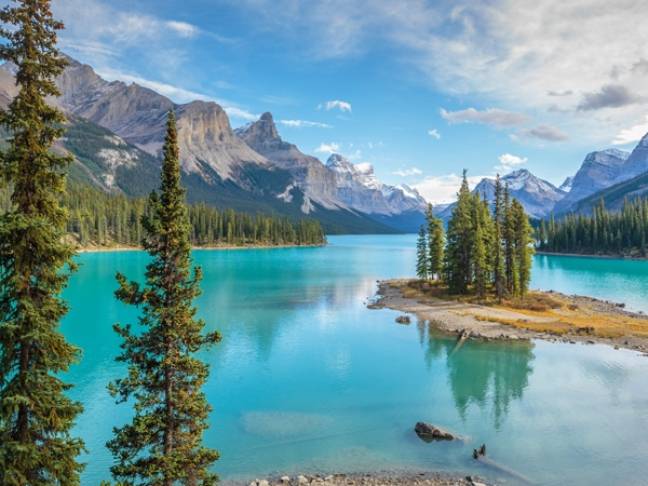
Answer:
420, 319, 535, 429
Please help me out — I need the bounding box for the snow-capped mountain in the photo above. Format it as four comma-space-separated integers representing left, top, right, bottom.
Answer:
326, 154, 427, 215
438, 169, 565, 220
553, 148, 630, 213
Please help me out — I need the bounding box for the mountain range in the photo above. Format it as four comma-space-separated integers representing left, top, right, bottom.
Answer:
1, 54, 648, 229
437, 131, 648, 222
0, 56, 428, 234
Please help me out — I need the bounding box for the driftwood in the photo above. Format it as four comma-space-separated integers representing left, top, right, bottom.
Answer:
450, 329, 471, 356
472, 444, 534, 484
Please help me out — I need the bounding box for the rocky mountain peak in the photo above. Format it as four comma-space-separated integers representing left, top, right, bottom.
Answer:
560, 176, 574, 192
582, 148, 629, 167
235, 112, 280, 144
326, 153, 354, 171
638, 132, 648, 148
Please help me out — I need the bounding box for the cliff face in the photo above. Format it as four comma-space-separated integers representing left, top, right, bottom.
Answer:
0, 56, 428, 232
236, 113, 341, 211
553, 149, 630, 213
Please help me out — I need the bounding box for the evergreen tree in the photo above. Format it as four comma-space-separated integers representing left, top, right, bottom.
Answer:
512, 199, 533, 296
0, 1, 85, 483
492, 175, 506, 301
427, 207, 445, 281
503, 185, 518, 295
472, 213, 488, 297
472, 194, 494, 298
445, 170, 474, 294
416, 225, 428, 280
539, 197, 648, 258
107, 112, 221, 485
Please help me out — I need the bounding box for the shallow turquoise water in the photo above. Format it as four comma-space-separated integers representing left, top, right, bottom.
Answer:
62, 235, 648, 485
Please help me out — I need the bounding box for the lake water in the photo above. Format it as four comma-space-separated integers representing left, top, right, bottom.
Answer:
63, 235, 648, 485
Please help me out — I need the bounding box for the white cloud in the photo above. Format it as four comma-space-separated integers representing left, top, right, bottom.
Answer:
236, 0, 648, 142
314, 142, 341, 154
279, 119, 332, 128
166, 21, 199, 38
496, 153, 527, 172
413, 173, 487, 205
54, 0, 203, 48
318, 100, 352, 112
355, 162, 373, 173
440, 107, 529, 127
613, 115, 648, 145
393, 167, 423, 177
427, 128, 441, 139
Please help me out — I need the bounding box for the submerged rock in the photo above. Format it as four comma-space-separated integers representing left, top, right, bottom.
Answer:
395, 315, 411, 324
414, 421, 455, 441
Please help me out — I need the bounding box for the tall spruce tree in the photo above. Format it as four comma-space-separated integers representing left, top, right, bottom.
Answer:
427, 208, 445, 281
416, 225, 428, 280
503, 184, 518, 295
512, 199, 533, 296
0, 1, 85, 483
492, 175, 505, 301
445, 170, 474, 294
108, 112, 221, 485
472, 194, 494, 298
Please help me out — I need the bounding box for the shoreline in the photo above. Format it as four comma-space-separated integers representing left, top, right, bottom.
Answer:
76, 243, 325, 253
535, 250, 648, 261
223, 472, 488, 486
370, 279, 648, 354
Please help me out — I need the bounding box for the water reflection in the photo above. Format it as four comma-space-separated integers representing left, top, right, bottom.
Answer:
420, 320, 534, 428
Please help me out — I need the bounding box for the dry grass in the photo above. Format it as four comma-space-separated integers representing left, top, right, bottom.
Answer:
398, 279, 648, 340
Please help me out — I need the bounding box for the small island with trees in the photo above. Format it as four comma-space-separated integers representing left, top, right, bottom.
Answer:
372, 172, 648, 354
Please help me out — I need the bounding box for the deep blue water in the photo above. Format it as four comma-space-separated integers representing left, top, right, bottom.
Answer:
61, 235, 648, 485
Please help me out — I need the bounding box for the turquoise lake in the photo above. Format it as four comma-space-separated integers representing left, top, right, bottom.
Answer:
62, 235, 648, 485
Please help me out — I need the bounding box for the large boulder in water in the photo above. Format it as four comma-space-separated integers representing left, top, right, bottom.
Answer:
414, 422, 455, 441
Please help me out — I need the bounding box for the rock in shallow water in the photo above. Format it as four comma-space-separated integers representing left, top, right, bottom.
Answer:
414, 422, 455, 441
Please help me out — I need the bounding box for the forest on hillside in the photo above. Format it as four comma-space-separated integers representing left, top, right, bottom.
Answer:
537, 198, 648, 257
0, 184, 326, 248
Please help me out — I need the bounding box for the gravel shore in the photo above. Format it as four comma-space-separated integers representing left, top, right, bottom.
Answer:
224, 472, 488, 486
370, 279, 648, 354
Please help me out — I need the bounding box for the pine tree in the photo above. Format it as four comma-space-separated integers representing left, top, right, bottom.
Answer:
492, 175, 505, 301
445, 170, 474, 294
416, 225, 429, 280
0, 1, 85, 483
503, 184, 518, 295
512, 199, 533, 296
107, 112, 221, 485
472, 193, 494, 298
427, 208, 444, 281
472, 212, 487, 297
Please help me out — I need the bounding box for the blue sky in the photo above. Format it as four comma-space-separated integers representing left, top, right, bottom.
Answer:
46, 0, 648, 202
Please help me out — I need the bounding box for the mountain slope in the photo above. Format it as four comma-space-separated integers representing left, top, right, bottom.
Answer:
235, 112, 341, 211
554, 133, 648, 215
553, 149, 630, 213
0, 58, 405, 234
438, 169, 564, 220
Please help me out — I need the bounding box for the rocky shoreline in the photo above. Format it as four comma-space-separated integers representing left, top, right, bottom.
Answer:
223, 472, 488, 486
76, 242, 325, 253
370, 279, 648, 354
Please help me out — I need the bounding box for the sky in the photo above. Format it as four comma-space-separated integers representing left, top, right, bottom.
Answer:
33, 0, 648, 202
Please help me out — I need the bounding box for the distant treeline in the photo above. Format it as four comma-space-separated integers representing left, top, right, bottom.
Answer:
0, 184, 326, 247
537, 199, 648, 256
